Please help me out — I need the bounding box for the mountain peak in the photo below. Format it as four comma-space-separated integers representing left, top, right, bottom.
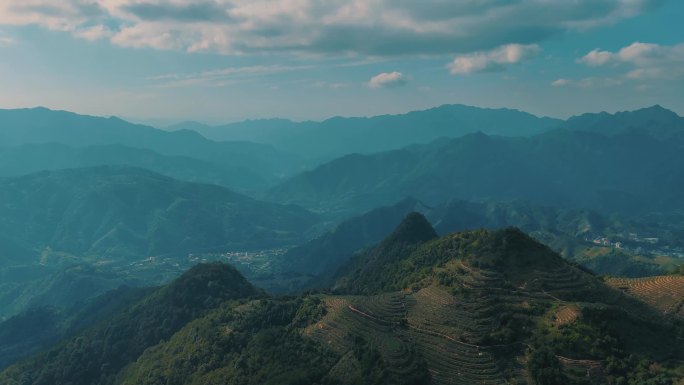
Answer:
563, 104, 682, 139
634, 104, 680, 118
166, 262, 261, 305
387, 212, 437, 245
331, 212, 437, 294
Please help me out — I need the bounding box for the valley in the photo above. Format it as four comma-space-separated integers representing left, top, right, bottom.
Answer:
2, 3, 683, 383
0, 104, 682, 384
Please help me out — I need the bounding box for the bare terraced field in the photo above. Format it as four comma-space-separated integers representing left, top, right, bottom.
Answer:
606, 275, 684, 318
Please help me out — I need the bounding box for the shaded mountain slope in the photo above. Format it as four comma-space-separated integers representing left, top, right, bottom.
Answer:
277, 197, 429, 276
0, 263, 262, 385
0, 264, 140, 320
332, 212, 438, 294
0, 285, 152, 369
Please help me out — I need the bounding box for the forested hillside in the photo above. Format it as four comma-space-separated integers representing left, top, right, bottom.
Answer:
4, 217, 682, 385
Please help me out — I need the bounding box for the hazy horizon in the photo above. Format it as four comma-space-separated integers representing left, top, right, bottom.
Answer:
1, 102, 679, 128
1, 0, 682, 122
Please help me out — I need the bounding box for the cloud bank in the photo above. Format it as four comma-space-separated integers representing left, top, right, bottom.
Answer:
0, 0, 663, 56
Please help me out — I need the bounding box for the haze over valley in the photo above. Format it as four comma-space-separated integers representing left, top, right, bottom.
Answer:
1, 1, 683, 384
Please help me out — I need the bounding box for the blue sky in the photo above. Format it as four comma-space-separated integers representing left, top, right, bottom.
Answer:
0, 0, 682, 124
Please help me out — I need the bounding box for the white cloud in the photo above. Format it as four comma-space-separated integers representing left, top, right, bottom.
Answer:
111, 22, 188, 51
0, 1, 105, 32
73, 24, 112, 41
578, 49, 614, 66
448, 44, 540, 75
147, 64, 313, 88
551, 77, 624, 88
578, 42, 684, 80
0, 0, 664, 57
0, 26, 15, 46
311, 81, 349, 89
0, 32, 14, 47
368, 72, 408, 88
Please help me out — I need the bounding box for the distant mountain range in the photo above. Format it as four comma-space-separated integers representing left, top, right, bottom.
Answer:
0, 104, 563, 193
171, 104, 561, 160
0, 107, 305, 193
4, 104, 681, 201
269, 105, 684, 217
0, 143, 269, 192
3, 217, 682, 384
561, 104, 684, 140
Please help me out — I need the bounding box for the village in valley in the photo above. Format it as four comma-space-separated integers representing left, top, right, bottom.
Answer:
587, 233, 684, 259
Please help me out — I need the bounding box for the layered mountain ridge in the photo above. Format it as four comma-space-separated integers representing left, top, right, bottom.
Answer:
172, 104, 562, 160
268, 108, 684, 216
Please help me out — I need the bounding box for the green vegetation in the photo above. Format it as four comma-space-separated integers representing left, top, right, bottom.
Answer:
528, 306, 683, 385
332, 217, 568, 296
120, 297, 339, 385
325, 216, 684, 384
527, 347, 568, 385
0, 285, 152, 369
2, 214, 684, 385
0, 263, 262, 385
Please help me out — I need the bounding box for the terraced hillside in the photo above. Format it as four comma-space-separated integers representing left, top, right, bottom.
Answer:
307, 289, 511, 384
310, 269, 609, 384
3, 215, 682, 385
606, 276, 684, 318
309, 215, 684, 384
